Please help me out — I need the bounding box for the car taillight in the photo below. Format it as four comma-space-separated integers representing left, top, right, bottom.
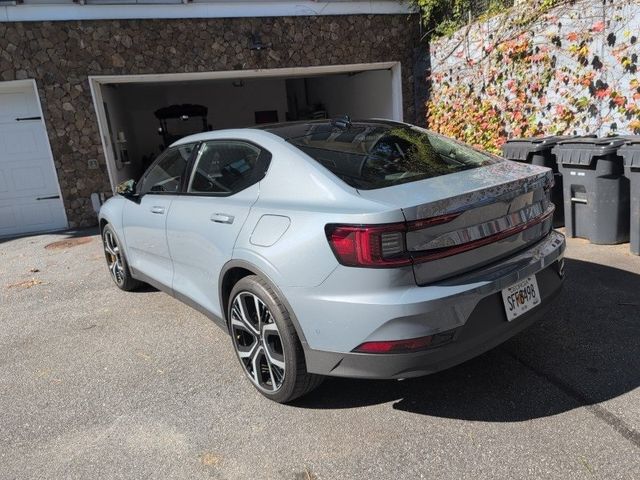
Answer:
326, 206, 554, 268
325, 213, 459, 268
325, 223, 412, 267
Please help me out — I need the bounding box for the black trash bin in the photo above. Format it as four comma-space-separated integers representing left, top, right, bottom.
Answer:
619, 137, 640, 255
501, 136, 590, 227
552, 137, 630, 245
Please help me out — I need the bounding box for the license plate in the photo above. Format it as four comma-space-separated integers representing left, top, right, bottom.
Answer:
501, 275, 541, 321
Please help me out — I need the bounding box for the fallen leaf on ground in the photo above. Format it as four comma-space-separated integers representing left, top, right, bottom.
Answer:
6, 279, 44, 289
200, 452, 223, 467
295, 468, 317, 480
136, 351, 152, 361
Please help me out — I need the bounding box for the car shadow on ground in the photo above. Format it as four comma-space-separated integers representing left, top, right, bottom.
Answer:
129, 284, 160, 293
293, 258, 640, 422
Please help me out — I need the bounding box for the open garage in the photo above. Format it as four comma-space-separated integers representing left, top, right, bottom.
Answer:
89, 62, 403, 188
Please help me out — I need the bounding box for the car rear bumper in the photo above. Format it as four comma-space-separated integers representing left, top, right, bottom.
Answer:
305, 262, 563, 378
297, 230, 565, 379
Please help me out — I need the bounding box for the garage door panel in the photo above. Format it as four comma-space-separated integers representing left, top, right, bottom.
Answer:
4, 129, 44, 155
0, 81, 67, 237
20, 200, 61, 227
12, 166, 47, 193
0, 205, 18, 230
0, 90, 39, 124
0, 123, 51, 160
0, 124, 61, 199
0, 161, 56, 200
0, 200, 66, 237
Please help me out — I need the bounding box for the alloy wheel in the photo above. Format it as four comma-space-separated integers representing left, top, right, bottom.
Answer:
230, 291, 286, 392
103, 230, 125, 286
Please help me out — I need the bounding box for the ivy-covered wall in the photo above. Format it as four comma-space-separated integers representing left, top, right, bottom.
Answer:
427, 0, 640, 153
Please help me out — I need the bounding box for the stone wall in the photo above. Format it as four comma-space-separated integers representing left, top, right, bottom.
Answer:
0, 15, 420, 227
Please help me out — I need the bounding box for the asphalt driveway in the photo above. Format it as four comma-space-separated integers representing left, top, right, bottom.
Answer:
1, 229, 638, 479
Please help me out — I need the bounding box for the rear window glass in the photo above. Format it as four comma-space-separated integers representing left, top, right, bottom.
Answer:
268, 123, 499, 190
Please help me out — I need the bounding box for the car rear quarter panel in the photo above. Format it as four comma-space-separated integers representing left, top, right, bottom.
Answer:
232, 134, 407, 289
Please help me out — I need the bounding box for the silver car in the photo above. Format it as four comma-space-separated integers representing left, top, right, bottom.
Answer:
99, 119, 565, 403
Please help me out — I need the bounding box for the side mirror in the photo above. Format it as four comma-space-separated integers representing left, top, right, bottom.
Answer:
116, 179, 139, 201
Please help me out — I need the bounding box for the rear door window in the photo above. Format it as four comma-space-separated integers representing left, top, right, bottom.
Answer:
139, 144, 195, 194
187, 141, 267, 195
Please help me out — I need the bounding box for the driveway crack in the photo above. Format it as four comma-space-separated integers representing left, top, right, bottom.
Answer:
504, 349, 640, 449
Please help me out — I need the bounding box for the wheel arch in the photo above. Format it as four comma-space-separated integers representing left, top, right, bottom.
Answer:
218, 260, 309, 349
99, 218, 109, 233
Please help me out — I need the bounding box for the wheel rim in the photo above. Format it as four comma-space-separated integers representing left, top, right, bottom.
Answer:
103, 230, 125, 286
230, 292, 285, 393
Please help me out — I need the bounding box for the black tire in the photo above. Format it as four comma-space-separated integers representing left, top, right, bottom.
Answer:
102, 224, 141, 292
228, 275, 324, 403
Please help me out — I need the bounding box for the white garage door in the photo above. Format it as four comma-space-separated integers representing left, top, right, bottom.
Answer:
0, 81, 67, 238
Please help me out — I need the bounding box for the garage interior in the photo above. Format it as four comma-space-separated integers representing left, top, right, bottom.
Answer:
91, 63, 402, 187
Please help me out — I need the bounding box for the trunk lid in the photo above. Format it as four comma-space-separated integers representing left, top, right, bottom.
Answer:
357, 161, 555, 284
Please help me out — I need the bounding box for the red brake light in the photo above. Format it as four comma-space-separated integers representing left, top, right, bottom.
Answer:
325, 223, 412, 267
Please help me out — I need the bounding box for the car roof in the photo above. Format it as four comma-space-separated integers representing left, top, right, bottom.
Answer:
169, 128, 282, 148
259, 118, 410, 140
170, 118, 411, 148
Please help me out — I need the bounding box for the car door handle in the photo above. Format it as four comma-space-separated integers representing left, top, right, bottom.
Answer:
211, 213, 234, 224
150, 206, 166, 214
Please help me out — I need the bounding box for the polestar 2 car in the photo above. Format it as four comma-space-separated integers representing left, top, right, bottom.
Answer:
99, 118, 565, 403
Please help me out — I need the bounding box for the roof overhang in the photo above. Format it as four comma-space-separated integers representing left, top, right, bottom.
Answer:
1, 1, 414, 22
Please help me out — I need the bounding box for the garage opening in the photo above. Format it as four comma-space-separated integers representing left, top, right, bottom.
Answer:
89, 62, 402, 189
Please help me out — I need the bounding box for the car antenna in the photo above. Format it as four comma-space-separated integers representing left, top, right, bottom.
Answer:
331, 115, 352, 130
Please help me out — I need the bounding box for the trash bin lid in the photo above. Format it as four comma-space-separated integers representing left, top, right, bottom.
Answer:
502, 135, 593, 160
618, 136, 640, 168
552, 137, 626, 166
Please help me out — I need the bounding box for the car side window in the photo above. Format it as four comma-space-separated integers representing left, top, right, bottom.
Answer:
139, 144, 195, 195
187, 141, 263, 195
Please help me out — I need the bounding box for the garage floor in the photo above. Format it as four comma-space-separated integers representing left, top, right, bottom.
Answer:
1, 230, 638, 479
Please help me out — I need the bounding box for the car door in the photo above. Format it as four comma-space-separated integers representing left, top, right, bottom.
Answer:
167, 140, 270, 319
122, 143, 196, 289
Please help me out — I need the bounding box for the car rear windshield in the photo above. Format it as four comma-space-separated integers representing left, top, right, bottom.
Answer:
266, 122, 500, 190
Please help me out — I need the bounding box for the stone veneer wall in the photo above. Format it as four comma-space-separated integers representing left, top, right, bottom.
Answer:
0, 15, 420, 227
